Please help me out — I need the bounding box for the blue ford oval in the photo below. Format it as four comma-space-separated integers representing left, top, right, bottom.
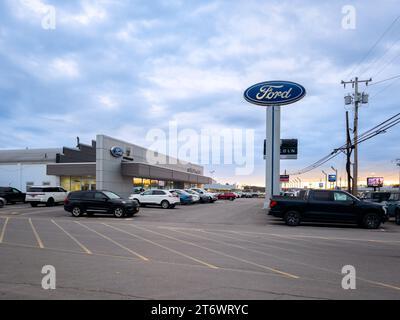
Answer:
244, 81, 306, 106
110, 146, 124, 158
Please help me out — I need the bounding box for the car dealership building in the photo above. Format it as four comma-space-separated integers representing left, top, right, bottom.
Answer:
0, 135, 212, 198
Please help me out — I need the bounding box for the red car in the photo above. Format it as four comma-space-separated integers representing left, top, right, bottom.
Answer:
217, 192, 236, 201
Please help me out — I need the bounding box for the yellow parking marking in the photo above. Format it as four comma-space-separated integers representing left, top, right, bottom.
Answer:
129, 224, 298, 279
75, 222, 149, 261
103, 223, 218, 269
166, 227, 299, 279
51, 220, 92, 255
29, 218, 44, 249
360, 279, 400, 291
0, 217, 9, 243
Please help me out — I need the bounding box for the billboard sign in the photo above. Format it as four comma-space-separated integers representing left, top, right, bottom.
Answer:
367, 177, 384, 188
264, 139, 298, 160
280, 175, 290, 183
328, 174, 337, 183
244, 81, 306, 106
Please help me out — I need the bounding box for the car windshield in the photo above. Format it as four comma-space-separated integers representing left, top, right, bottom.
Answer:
102, 191, 121, 199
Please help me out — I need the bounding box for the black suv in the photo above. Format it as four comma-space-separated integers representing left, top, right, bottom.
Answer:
64, 190, 139, 218
0, 187, 26, 204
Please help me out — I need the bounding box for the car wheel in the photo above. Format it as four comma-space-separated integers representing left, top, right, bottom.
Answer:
161, 200, 170, 209
71, 207, 83, 217
0, 201, 4, 208
30, 203, 38, 207
113, 207, 125, 218
46, 198, 55, 207
395, 211, 400, 225
284, 211, 301, 226
362, 213, 381, 229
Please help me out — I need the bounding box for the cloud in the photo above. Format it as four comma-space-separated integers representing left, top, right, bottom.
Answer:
50, 58, 80, 78
1, 0, 400, 185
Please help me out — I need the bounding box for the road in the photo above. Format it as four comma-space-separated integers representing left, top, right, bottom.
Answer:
0, 199, 399, 300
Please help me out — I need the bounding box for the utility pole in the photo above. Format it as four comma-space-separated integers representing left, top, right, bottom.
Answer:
342, 77, 372, 196
345, 111, 353, 193
395, 159, 400, 192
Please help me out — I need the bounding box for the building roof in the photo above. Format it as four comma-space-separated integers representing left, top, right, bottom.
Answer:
0, 148, 62, 163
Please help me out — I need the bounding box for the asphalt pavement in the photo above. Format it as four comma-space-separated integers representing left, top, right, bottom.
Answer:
0, 199, 399, 300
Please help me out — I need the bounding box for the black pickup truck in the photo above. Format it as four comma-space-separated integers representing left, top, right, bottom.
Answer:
269, 189, 387, 229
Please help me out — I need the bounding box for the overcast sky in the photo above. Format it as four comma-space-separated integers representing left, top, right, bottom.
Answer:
1, 0, 400, 186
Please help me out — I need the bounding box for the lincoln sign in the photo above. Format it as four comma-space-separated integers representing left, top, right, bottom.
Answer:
244, 81, 306, 106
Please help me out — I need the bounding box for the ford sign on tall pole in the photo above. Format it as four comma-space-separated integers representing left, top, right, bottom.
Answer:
244, 81, 306, 209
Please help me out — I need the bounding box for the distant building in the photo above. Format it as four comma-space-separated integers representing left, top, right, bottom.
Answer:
204, 183, 238, 192
0, 135, 212, 197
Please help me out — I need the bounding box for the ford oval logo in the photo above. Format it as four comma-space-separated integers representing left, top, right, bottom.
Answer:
110, 146, 124, 158
244, 81, 306, 106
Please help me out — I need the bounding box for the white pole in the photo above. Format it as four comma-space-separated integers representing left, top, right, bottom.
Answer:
264, 106, 281, 209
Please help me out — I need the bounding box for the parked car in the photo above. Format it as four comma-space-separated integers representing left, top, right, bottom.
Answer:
64, 190, 139, 218
26, 186, 68, 207
380, 192, 400, 225
0, 197, 5, 208
269, 189, 387, 229
190, 188, 217, 203
218, 192, 236, 201
129, 189, 180, 209
170, 189, 194, 205
361, 191, 391, 203
184, 189, 201, 203
241, 192, 253, 198
0, 187, 26, 204
361, 191, 400, 225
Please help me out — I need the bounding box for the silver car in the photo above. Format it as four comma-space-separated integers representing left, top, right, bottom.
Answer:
0, 197, 5, 208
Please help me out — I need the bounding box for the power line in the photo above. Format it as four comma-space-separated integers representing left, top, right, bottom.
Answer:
346, 14, 400, 78
371, 49, 400, 79
370, 76, 400, 98
369, 74, 400, 86
289, 112, 400, 176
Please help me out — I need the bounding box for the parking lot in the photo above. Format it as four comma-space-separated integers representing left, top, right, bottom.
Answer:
0, 198, 400, 300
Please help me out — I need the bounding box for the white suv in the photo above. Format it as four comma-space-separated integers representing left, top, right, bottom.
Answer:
26, 186, 69, 207
129, 189, 180, 209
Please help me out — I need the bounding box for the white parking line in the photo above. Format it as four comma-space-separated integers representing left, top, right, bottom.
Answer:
51, 220, 92, 255
103, 223, 218, 269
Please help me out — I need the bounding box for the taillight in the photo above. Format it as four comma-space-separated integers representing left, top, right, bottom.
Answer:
269, 200, 278, 208
64, 198, 69, 205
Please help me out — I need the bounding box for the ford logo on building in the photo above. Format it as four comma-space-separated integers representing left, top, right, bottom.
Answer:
110, 146, 124, 158
244, 81, 306, 106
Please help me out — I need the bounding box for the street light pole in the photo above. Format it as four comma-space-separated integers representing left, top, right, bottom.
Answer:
322, 170, 328, 190
331, 166, 338, 189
